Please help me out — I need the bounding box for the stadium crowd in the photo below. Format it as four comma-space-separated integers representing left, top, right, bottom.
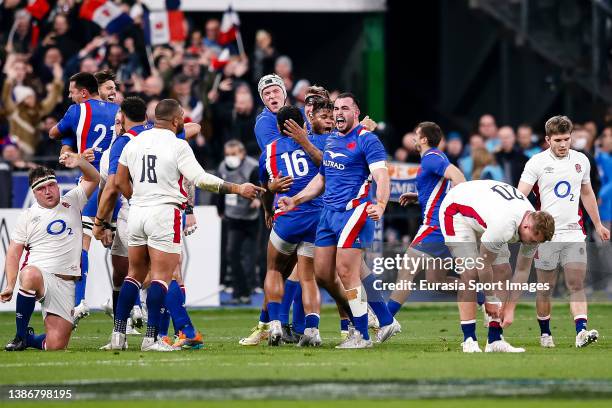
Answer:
0, 0, 611, 302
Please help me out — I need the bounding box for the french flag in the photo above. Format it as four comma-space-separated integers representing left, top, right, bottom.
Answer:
143, 0, 186, 46
218, 6, 240, 46
209, 48, 230, 72
79, 0, 133, 35
25, 0, 51, 20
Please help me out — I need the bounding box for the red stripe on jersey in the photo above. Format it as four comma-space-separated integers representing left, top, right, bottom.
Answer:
269, 140, 279, 178
533, 182, 541, 210
126, 129, 138, 137
410, 225, 437, 247
20, 246, 30, 270
578, 206, 585, 234
342, 203, 370, 248
348, 181, 371, 210
443, 203, 487, 236
80, 101, 92, 154
173, 208, 181, 243
425, 179, 448, 225
178, 175, 187, 198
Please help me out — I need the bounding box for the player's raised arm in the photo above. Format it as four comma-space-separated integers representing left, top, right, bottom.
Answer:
580, 182, 611, 240
59, 152, 100, 198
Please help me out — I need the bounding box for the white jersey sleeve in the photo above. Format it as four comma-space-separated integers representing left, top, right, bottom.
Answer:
175, 139, 224, 192
581, 155, 591, 184
64, 185, 88, 211
11, 211, 29, 244
520, 156, 540, 186
100, 149, 110, 183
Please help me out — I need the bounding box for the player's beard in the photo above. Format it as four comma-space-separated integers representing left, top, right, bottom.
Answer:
176, 123, 185, 135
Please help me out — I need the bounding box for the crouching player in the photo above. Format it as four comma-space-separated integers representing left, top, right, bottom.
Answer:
2, 154, 100, 350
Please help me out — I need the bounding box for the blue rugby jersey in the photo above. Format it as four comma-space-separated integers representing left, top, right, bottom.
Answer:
416, 148, 451, 227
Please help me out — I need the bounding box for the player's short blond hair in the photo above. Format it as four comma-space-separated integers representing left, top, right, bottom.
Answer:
545, 115, 573, 137
533, 211, 555, 241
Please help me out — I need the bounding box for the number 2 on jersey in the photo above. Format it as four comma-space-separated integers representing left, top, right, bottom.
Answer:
280, 150, 309, 177
140, 155, 158, 183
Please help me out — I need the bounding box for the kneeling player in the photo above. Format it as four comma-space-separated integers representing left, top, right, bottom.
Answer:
3, 155, 100, 350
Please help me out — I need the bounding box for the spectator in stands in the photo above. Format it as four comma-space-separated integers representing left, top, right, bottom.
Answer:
394, 147, 408, 162
41, 14, 79, 62
444, 131, 464, 166
79, 57, 99, 74
216, 140, 261, 304
478, 113, 500, 152
472, 147, 504, 181
1, 144, 36, 171
252, 30, 278, 85
203, 19, 222, 55
584, 120, 599, 151
517, 123, 541, 158
170, 74, 203, 123
495, 125, 528, 185
401, 132, 421, 163
572, 125, 601, 195
101, 43, 142, 84
459, 133, 485, 179
34, 115, 61, 169
1, 61, 63, 156
5, 9, 33, 54
230, 87, 258, 156
275, 55, 294, 98
597, 127, 612, 231
292, 79, 311, 107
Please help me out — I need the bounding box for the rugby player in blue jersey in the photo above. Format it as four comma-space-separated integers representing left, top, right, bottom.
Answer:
387, 122, 466, 316
279, 93, 397, 348
49, 72, 119, 326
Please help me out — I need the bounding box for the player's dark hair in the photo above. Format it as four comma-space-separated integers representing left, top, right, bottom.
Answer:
69, 72, 99, 95
121, 97, 147, 122
416, 121, 444, 148
545, 115, 573, 137
336, 92, 360, 110
94, 70, 116, 86
155, 98, 181, 121
277, 105, 304, 130
312, 98, 334, 115
28, 166, 54, 187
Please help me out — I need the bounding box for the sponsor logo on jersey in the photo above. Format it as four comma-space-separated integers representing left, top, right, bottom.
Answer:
575, 163, 582, 173
347, 141, 357, 150
544, 166, 554, 174
323, 160, 345, 170
328, 151, 347, 159
31, 216, 41, 223
62, 202, 71, 208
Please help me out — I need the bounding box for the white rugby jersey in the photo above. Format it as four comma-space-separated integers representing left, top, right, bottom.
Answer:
12, 186, 88, 276
520, 148, 590, 232
441, 179, 537, 254
119, 127, 212, 208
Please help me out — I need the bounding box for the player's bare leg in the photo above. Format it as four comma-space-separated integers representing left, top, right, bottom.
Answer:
336, 248, 372, 348
296, 254, 323, 347
536, 268, 558, 348
44, 314, 72, 350
564, 262, 598, 347
314, 245, 354, 331
263, 242, 295, 346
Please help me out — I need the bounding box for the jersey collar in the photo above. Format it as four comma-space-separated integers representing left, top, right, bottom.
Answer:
547, 148, 571, 161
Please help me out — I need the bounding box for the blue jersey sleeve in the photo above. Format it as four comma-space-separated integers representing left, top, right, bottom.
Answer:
360, 132, 387, 166
57, 104, 78, 147
422, 152, 450, 177
108, 136, 130, 176
258, 152, 269, 184
254, 115, 279, 152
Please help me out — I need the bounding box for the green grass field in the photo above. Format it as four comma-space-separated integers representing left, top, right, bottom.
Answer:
1, 303, 611, 406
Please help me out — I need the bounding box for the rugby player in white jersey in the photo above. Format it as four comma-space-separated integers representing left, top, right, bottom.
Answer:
439, 180, 555, 352
518, 115, 610, 348
2, 154, 99, 350
110, 99, 263, 351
